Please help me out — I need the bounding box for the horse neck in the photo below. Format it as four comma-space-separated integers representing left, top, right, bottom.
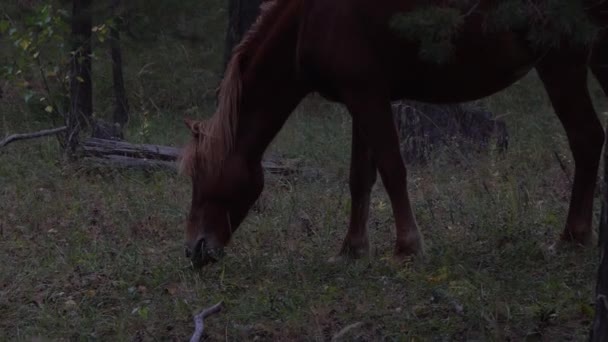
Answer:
234, 4, 309, 161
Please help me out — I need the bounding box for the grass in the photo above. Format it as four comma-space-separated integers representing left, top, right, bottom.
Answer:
0, 2, 604, 339
0, 72, 603, 340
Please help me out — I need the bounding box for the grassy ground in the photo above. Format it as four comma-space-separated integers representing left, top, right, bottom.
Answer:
0, 2, 605, 340
0, 74, 603, 340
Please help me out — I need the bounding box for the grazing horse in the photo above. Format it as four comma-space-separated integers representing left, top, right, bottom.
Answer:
180, 0, 608, 267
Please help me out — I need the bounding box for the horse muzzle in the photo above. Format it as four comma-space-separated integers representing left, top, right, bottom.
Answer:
185, 237, 225, 269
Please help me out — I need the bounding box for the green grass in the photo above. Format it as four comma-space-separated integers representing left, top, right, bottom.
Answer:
0, 71, 603, 340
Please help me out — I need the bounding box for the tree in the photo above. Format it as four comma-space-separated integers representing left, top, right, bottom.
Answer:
67, 0, 93, 153
110, 0, 129, 127
223, 0, 262, 71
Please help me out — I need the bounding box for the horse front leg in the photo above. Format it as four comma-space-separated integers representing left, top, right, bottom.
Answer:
343, 90, 424, 258
537, 53, 605, 245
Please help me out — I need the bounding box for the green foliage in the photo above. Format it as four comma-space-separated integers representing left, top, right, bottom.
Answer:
119, 0, 208, 42
391, 0, 599, 64
391, 6, 464, 64
1, 4, 70, 117
527, 0, 599, 48
0, 3, 120, 124
484, 0, 529, 32
486, 0, 599, 48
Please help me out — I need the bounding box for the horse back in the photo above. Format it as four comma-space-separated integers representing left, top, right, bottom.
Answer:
296, 0, 602, 103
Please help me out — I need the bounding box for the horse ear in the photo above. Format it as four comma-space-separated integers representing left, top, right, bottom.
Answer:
184, 117, 204, 137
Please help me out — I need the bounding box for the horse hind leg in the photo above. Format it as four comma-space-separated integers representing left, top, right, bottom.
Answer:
334, 121, 377, 259
536, 53, 605, 245
592, 38, 608, 111
343, 90, 424, 259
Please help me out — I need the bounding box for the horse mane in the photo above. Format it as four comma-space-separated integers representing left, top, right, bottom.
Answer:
179, 0, 283, 178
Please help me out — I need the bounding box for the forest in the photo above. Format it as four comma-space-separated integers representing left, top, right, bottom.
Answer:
1, 0, 607, 340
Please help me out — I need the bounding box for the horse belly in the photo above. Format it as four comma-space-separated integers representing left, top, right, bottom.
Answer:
385, 31, 538, 103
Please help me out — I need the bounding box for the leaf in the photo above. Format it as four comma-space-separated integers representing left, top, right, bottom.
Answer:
76, 76, 84, 83
139, 306, 149, 319
0, 20, 9, 34
19, 38, 31, 51
45, 105, 53, 113
427, 266, 449, 284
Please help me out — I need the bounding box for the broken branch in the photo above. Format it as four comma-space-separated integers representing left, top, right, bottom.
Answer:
331, 322, 363, 341
189, 301, 224, 342
0, 126, 67, 148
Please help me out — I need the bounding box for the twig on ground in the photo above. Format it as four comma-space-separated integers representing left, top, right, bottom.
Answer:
189, 301, 224, 342
0, 126, 67, 148
331, 322, 363, 341
553, 150, 572, 186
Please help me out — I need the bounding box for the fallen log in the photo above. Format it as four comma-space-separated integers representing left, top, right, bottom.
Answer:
81, 137, 315, 177
83, 137, 180, 160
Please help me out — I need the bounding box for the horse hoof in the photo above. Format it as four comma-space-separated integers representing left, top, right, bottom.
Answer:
327, 255, 346, 264
394, 236, 425, 259
560, 230, 596, 247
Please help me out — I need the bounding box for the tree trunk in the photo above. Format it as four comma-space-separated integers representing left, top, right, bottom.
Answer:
591, 128, 608, 341
67, 0, 93, 154
392, 101, 509, 164
223, 0, 262, 71
110, 0, 129, 127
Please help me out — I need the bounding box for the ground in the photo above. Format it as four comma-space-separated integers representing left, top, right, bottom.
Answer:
0, 75, 604, 340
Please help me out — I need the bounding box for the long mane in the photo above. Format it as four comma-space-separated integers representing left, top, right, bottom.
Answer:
179, 0, 283, 178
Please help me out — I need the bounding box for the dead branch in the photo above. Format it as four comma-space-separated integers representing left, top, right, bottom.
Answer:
553, 150, 572, 186
331, 322, 363, 341
189, 301, 224, 342
0, 126, 67, 148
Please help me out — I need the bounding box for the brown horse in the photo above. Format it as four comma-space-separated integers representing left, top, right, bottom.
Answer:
180, 0, 608, 267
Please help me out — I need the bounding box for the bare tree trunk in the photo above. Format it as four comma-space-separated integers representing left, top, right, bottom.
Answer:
223, 0, 262, 72
67, 0, 93, 155
110, 0, 129, 127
